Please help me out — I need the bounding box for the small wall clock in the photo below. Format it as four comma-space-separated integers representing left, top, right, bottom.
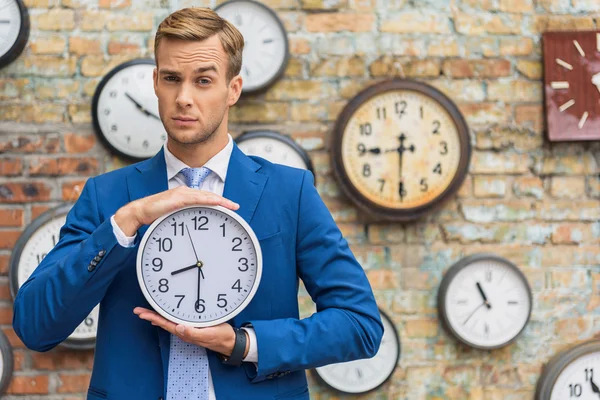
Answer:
137, 205, 262, 327
214, 0, 289, 94
331, 79, 471, 222
437, 253, 532, 350
235, 130, 314, 176
92, 58, 167, 160
543, 30, 600, 141
313, 309, 400, 394
0, 0, 29, 69
0, 330, 13, 394
536, 340, 600, 399
9, 204, 99, 350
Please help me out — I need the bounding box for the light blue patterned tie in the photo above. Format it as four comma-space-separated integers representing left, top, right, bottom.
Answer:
166, 166, 212, 400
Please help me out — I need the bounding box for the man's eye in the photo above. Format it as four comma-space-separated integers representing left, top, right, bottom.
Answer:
198, 79, 211, 84
164, 76, 178, 82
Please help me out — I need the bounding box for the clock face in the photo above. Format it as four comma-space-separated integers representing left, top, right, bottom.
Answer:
236, 130, 314, 173
0, 0, 29, 69
332, 79, 471, 221
536, 341, 600, 400
137, 205, 262, 327
0, 330, 13, 394
314, 310, 400, 394
9, 204, 99, 348
215, 0, 289, 93
543, 30, 600, 141
438, 254, 532, 350
92, 58, 167, 160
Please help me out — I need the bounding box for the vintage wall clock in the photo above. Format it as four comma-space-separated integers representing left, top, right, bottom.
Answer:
437, 254, 532, 350
92, 58, 167, 160
331, 79, 471, 221
9, 204, 100, 350
235, 130, 314, 176
0, 0, 30, 69
137, 205, 262, 327
0, 330, 13, 394
313, 309, 400, 394
536, 339, 600, 399
214, 0, 289, 94
543, 30, 600, 141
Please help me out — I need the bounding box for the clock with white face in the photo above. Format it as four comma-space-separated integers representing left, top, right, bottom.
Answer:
137, 205, 262, 327
236, 130, 314, 174
9, 204, 100, 349
0, 330, 13, 394
437, 253, 532, 350
0, 0, 29, 69
92, 58, 167, 160
215, 0, 289, 94
314, 309, 400, 394
536, 340, 600, 400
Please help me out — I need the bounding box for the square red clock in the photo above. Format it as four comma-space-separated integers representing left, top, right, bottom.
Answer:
543, 30, 600, 142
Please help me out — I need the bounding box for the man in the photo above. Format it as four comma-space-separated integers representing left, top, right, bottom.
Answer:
13, 7, 383, 400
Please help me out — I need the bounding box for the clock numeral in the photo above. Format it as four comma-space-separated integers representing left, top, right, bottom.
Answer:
111, 124, 118, 132
84, 317, 94, 327
175, 294, 185, 308
152, 257, 163, 272
192, 216, 209, 231
376, 107, 387, 120
158, 278, 169, 293
217, 294, 228, 309
142, 140, 149, 149
359, 123, 372, 136
195, 299, 205, 313
161, 135, 166, 141
110, 90, 117, 98
171, 221, 184, 236
398, 182, 406, 199
220, 223, 226, 237
104, 109, 110, 116
569, 383, 582, 397
433, 163, 442, 175
395, 101, 407, 118
485, 269, 492, 283
362, 164, 371, 177
420, 106, 424, 119
378, 179, 385, 192
52, 234, 57, 246
156, 237, 172, 252
357, 143, 366, 156
586, 368, 594, 382
440, 141, 448, 155
432, 120, 441, 134
36, 253, 47, 265
420, 178, 428, 192
232, 237, 243, 252
265, 145, 272, 153
137, 72, 145, 79
238, 257, 249, 272
232, 279, 242, 292
126, 135, 131, 143
484, 323, 489, 335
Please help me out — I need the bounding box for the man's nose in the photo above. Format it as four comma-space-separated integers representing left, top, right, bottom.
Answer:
175, 85, 193, 108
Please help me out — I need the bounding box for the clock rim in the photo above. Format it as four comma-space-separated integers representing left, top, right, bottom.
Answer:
136, 204, 263, 328
214, 0, 290, 95
535, 339, 600, 400
312, 308, 401, 395
331, 78, 472, 222
0, 0, 30, 70
0, 330, 13, 395
91, 57, 161, 161
8, 202, 97, 350
437, 253, 533, 351
235, 129, 315, 181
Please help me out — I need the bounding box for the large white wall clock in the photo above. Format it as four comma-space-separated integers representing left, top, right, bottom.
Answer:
0, 330, 13, 394
214, 0, 289, 94
0, 0, 29, 69
137, 205, 262, 327
9, 204, 100, 350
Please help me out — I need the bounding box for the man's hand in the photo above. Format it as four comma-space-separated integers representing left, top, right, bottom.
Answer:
133, 307, 249, 358
114, 187, 240, 236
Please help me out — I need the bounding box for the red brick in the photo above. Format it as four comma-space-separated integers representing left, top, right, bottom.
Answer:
0, 255, 8, 275
62, 180, 86, 202
64, 133, 96, 154
31, 205, 52, 220
0, 209, 24, 227
3, 327, 25, 349
13, 350, 25, 370
6, 375, 49, 394
107, 40, 140, 55
0, 306, 13, 324
0, 283, 11, 300
0, 136, 60, 153
0, 230, 22, 249
0, 182, 52, 203
0, 159, 23, 176
32, 350, 94, 370
443, 59, 511, 78
29, 157, 99, 176
57, 373, 91, 393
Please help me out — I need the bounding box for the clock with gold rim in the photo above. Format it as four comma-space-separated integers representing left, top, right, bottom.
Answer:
331, 79, 471, 221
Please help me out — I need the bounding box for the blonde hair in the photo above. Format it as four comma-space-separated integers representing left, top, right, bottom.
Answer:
154, 7, 244, 82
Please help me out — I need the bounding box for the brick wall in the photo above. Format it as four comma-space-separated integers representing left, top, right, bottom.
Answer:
1, 0, 600, 398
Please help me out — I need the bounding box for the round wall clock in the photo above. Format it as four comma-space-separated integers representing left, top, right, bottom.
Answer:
214, 0, 289, 94
9, 204, 99, 350
92, 58, 167, 160
314, 309, 400, 394
536, 340, 600, 400
331, 79, 471, 221
235, 130, 314, 175
0, 0, 30, 69
0, 330, 13, 394
437, 253, 532, 350
137, 205, 262, 327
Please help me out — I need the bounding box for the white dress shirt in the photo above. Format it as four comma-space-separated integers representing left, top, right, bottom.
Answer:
110, 134, 258, 400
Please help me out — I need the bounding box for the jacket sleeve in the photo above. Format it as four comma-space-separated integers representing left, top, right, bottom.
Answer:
13, 178, 138, 352
244, 171, 384, 382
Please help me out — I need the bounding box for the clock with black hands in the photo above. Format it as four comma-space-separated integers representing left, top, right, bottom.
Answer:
437, 253, 532, 350
92, 58, 167, 160
136, 205, 262, 327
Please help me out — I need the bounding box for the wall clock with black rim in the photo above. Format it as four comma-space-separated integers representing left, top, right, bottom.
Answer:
214, 0, 289, 94
331, 79, 471, 222
313, 309, 400, 394
0, 0, 30, 69
235, 130, 314, 176
92, 58, 167, 160
536, 339, 600, 399
0, 330, 13, 394
9, 204, 99, 350
437, 253, 532, 350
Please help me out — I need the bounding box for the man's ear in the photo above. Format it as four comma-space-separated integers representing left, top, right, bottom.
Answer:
153, 67, 158, 96
227, 75, 243, 106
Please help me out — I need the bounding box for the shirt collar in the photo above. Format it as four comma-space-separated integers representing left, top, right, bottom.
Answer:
164, 134, 233, 183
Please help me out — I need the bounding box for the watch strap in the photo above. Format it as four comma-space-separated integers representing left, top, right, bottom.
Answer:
221, 327, 247, 366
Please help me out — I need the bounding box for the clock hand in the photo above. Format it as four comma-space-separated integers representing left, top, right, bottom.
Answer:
463, 302, 485, 326
171, 263, 201, 276
476, 282, 492, 309
591, 376, 600, 397
367, 147, 381, 154
186, 225, 200, 263
125, 92, 161, 121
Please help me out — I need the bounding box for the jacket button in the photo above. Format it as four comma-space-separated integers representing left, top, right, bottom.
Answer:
158, 397, 164, 400
87, 264, 96, 272
98, 250, 106, 257
93, 255, 101, 262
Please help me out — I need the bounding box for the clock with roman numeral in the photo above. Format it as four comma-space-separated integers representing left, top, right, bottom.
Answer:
0, 0, 30, 69
331, 79, 471, 221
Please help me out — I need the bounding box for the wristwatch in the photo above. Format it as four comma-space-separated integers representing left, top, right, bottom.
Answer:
220, 327, 247, 366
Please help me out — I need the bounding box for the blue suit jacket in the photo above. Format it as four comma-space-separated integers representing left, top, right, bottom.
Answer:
13, 145, 383, 400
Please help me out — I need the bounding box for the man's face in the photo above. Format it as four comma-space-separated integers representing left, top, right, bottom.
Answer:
153, 35, 241, 146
